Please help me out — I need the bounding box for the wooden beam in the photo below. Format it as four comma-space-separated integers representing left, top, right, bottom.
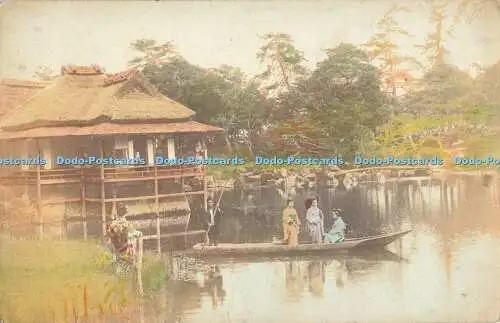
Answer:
100, 140, 106, 238
146, 138, 154, 165
154, 148, 161, 255
202, 136, 208, 211
81, 165, 87, 240
84, 190, 204, 203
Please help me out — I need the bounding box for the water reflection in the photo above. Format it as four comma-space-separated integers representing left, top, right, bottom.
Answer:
161, 175, 500, 322
306, 261, 326, 296
202, 265, 226, 309
284, 261, 304, 300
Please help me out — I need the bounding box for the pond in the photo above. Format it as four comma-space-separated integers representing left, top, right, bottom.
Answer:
151, 174, 500, 323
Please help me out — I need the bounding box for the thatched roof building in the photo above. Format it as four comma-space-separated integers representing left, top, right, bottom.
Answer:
0, 65, 223, 139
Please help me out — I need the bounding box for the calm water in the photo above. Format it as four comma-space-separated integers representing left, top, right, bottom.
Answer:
153, 174, 500, 323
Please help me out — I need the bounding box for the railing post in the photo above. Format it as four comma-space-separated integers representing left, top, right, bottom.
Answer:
154, 164, 161, 255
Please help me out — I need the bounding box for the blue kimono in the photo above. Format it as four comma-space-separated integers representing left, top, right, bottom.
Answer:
324, 217, 346, 243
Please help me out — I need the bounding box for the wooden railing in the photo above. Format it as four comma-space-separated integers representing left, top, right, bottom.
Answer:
0, 164, 204, 185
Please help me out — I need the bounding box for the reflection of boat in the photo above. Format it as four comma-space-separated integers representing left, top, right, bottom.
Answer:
188, 248, 407, 265
180, 229, 412, 258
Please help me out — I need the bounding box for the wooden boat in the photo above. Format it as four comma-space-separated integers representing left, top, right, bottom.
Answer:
180, 229, 412, 258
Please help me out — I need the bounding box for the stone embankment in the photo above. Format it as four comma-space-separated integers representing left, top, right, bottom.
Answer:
207, 165, 437, 196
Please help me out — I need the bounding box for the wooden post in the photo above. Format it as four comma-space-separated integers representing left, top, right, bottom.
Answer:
136, 237, 144, 297
154, 160, 161, 255
100, 140, 106, 238
202, 136, 208, 211
36, 140, 43, 240
80, 165, 87, 240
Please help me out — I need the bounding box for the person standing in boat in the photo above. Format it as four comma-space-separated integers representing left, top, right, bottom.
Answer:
282, 198, 300, 246
324, 208, 346, 244
305, 197, 325, 244
206, 198, 223, 246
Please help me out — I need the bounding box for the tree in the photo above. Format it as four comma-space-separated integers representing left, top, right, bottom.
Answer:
128, 39, 177, 69
454, 0, 500, 21
403, 63, 473, 117
417, 0, 453, 68
133, 41, 272, 155
256, 33, 309, 96
363, 5, 419, 100
288, 43, 389, 157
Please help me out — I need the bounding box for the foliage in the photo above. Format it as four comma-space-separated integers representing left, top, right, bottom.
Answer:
139, 55, 272, 155
403, 63, 474, 116
0, 238, 166, 323
128, 39, 177, 69
128, 6, 500, 162
256, 32, 309, 96
362, 4, 420, 98
299, 44, 389, 158
416, 0, 453, 68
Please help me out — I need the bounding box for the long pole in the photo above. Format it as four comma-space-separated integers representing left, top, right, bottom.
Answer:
206, 188, 224, 244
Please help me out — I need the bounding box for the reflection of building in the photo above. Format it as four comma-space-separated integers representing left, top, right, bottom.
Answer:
159, 280, 203, 323
0, 66, 223, 240
307, 261, 326, 296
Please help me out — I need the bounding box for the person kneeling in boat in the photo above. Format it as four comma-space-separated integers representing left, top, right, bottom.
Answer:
283, 198, 300, 246
324, 209, 346, 244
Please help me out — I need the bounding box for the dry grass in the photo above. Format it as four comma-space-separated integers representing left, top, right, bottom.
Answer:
0, 237, 165, 323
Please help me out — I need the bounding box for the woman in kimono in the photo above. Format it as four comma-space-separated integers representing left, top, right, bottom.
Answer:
324, 208, 346, 244
282, 199, 300, 246
305, 197, 325, 244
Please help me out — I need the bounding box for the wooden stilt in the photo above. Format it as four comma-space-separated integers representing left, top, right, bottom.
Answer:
100, 141, 106, 238
154, 160, 161, 255
80, 165, 87, 240
136, 237, 144, 297
36, 140, 43, 240
384, 185, 390, 218
202, 136, 208, 211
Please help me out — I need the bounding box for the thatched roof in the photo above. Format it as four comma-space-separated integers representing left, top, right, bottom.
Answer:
0, 65, 196, 132
0, 79, 48, 118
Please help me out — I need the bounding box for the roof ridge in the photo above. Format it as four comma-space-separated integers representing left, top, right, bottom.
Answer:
1, 78, 49, 87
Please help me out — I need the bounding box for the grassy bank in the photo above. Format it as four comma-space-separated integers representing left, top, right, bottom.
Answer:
0, 237, 167, 323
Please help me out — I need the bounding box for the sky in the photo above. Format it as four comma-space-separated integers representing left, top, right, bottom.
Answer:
1, 0, 499, 80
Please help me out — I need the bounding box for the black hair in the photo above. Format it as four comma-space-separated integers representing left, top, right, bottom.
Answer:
304, 196, 319, 209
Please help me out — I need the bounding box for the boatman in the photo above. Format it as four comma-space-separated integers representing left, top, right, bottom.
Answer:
206, 198, 223, 246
